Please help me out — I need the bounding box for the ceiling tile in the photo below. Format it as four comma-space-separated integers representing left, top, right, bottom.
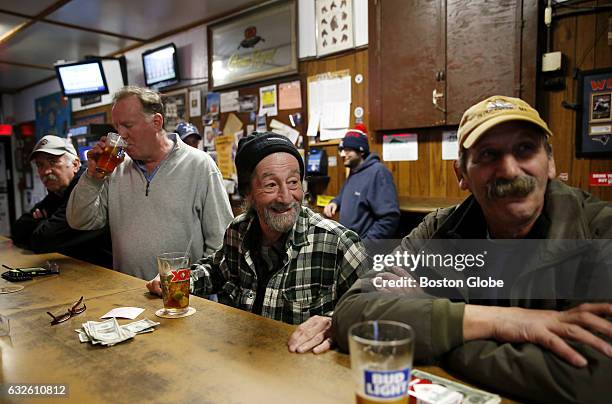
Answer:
2, 21, 139, 68
46, 0, 256, 40
0, 63, 54, 93
0, 0, 59, 16
0, 13, 28, 38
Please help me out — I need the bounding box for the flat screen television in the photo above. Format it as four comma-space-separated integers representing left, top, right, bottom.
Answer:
55, 60, 109, 97
142, 43, 179, 88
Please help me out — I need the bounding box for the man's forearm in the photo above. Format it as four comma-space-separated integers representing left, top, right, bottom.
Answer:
463, 304, 500, 341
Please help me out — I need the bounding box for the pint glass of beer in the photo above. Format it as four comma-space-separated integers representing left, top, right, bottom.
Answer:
95, 132, 126, 176
349, 321, 414, 404
157, 252, 190, 316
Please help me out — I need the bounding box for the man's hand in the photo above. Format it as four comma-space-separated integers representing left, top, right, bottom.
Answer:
85, 136, 107, 179
464, 303, 612, 367
32, 208, 48, 220
288, 315, 333, 354
323, 202, 338, 218
86, 136, 124, 179
146, 274, 162, 296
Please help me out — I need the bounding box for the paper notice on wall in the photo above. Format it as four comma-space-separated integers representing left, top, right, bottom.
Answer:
308, 75, 352, 140
189, 90, 201, 117
306, 112, 320, 137
320, 128, 346, 141
215, 134, 236, 179
308, 80, 323, 117
223, 113, 243, 136
220, 91, 239, 113
323, 75, 352, 103
383, 134, 418, 161
259, 85, 278, 117
270, 119, 300, 144
442, 130, 459, 160
279, 81, 302, 110
320, 102, 350, 131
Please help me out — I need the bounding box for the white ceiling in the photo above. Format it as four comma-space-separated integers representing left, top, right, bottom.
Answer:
0, 0, 263, 93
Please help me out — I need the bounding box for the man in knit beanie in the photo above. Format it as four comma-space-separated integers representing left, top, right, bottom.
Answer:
323, 124, 400, 239
147, 131, 369, 354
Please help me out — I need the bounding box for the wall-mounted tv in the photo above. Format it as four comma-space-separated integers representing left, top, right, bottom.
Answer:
142, 43, 179, 88
55, 60, 109, 97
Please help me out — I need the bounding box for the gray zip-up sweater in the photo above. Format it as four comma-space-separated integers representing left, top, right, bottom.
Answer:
67, 134, 233, 280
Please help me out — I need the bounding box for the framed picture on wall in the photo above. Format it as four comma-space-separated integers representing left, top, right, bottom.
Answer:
208, 0, 298, 90
576, 68, 612, 157
162, 90, 189, 132
315, 0, 354, 57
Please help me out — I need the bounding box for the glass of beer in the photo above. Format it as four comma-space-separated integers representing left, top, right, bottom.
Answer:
95, 132, 126, 176
349, 321, 415, 404
157, 252, 190, 316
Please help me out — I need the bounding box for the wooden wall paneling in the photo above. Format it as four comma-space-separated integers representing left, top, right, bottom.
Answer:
521, 0, 540, 104
446, 0, 522, 124
427, 131, 446, 198
572, 4, 598, 192
542, 3, 611, 201
372, 0, 445, 130
590, 3, 612, 200
544, 14, 577, 189
594, 2, 612, 67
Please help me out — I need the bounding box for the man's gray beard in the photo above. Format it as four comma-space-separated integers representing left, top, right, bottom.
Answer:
262, 201, 301, 233
486, 175, 536, 199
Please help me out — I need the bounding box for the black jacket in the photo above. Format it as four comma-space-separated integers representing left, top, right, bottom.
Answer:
12, 169, 112, 268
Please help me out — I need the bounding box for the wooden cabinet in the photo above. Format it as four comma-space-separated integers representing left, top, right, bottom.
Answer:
369, 0, 539, 131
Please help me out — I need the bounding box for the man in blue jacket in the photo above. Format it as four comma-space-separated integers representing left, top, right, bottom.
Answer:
323, 124, 400, 239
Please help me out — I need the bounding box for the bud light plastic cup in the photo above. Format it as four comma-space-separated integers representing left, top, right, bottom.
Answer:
157, 252, 190, 316
349, 321, 415, 404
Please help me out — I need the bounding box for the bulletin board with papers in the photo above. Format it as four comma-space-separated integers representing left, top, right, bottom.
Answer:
306, 69, 352, 142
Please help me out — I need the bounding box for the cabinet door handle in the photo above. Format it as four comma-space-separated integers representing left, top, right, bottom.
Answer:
432, 89, 446, 112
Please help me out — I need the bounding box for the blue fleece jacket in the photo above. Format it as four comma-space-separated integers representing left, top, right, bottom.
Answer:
332, 153, 400, 239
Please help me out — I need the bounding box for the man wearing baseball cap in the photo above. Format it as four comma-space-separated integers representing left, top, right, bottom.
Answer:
12, 135, 111, 267
146, 131, 370, 354
323, 124, 400, 240
175, 121, 202, 149
332, 96, 612, 401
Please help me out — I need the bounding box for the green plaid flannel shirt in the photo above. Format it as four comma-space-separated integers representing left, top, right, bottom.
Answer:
191, 206, 370, 324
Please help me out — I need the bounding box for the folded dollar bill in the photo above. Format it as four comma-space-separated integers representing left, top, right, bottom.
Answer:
75, 318, 160, 346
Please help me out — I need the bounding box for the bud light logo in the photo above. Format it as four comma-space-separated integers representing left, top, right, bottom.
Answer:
170, 269, 189, 282
364, 369, 410, 399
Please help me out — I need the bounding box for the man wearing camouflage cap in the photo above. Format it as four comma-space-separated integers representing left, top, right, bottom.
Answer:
12, 135, 111, 267
332, 96, 612, 402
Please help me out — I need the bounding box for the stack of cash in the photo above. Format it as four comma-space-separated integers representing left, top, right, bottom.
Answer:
75, 318, 160, 346
410, 369, 500, 404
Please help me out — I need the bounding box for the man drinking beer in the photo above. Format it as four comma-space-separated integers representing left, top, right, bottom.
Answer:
67, 86, 233, 280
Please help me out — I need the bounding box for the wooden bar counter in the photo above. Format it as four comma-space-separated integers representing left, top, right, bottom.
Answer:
0, 237, 513, 403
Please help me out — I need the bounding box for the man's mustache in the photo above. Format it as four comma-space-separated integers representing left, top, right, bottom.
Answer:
486, 176, 536, 199
42, 174, 59, 182
268, 201, 300, 212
